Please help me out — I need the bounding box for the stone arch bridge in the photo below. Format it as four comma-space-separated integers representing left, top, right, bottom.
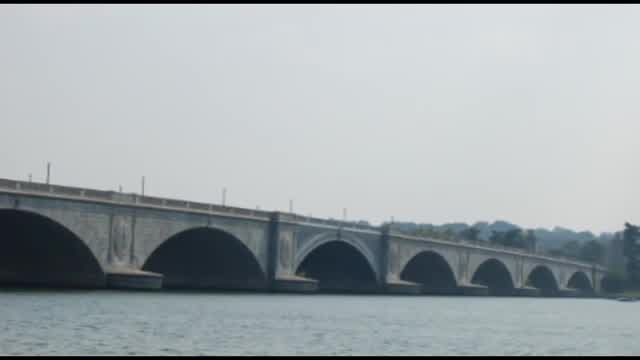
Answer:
0, 178, 607, 296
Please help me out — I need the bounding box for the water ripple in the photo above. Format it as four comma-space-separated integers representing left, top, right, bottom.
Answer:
0, 292, 637, 355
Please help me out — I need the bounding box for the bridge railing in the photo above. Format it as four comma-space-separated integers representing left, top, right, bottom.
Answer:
275, 212, 380, 232
0, 178, 273, 220
0, 177, 381, 230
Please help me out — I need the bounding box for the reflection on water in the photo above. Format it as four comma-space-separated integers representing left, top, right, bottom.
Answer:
0, 290, 637, 356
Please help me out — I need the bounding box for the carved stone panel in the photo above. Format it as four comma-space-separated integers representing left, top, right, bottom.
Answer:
457, 250, 467, 283
389, 241, 400, 277
110, 215, 132, 267
279, 231, 294, 273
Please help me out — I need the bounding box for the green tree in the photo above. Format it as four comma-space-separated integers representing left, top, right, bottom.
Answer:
489, 230, 505, 246
460, 227, 480, 242
579, 239, 604, 264
548, 248, 564, 257
441, 228, 455, 241
623, 222, 640, 287
503, 229, 521, 247
561, 240, 581, 259
489, 229, 526, 249
415, 226, 438, 239
524, 229, 538, 252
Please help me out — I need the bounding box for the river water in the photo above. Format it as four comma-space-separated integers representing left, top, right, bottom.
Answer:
0, 290, 637, 356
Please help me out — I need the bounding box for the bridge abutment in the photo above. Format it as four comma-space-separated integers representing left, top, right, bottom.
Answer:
272, 276, 319, 293
514, 287, 541, 297
105, 268, 163, 290
458, 284, 490, 296
385, 280, 422, 295
558, 288, 594, 298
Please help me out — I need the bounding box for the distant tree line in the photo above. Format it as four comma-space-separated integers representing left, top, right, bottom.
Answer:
389, 223, 539, 252
391, 225, 459, 241
599, 222, 640, 293
487, 228, 537, 251
623, 222, 640, 288
546, 239, 605, 264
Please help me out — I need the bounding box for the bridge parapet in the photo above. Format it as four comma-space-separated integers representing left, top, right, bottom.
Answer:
274, 212, 381, 232
0, 178, 272, 221
0, 178, 381, 233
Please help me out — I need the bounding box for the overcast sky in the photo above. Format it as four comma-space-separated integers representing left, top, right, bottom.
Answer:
1, 5, 638, 234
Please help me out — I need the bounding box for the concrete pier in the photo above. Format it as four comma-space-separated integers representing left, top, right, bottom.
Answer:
105, 268, 163, 290
386, 280, 422, 295
558, 288, 591, 298
515, 287, 541, 297
272, 276, 318, 293
458, 284, 490, 296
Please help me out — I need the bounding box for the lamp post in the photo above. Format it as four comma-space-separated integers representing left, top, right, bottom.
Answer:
222, 187, 227, 206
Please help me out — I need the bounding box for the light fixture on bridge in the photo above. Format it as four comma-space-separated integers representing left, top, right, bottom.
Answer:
222, 187, 227, 206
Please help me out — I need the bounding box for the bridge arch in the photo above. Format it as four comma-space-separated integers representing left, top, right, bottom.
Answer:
0, 209, 105, 288
471, 258, 515, 296
141, 226, 267, 290
566, 271, 594, 294
294, 237, 378, 293
399, 250, 458, 294
294, 231, 379, 278
525, 265, 559, 296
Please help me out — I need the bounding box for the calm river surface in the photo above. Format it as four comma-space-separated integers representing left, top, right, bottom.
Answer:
0, 290, 637, 356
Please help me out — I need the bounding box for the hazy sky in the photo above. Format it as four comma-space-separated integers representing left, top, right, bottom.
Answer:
1, 5, 638, 234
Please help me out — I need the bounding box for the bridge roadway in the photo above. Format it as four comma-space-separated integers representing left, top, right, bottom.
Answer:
0, 178, 607, 296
